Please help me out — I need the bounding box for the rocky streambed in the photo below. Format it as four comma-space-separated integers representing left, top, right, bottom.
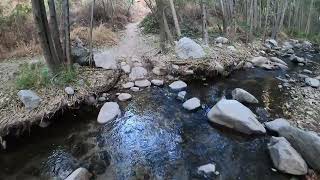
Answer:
0, 39, 320, 180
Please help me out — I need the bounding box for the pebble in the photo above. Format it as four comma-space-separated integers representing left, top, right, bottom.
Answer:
151, 79, 164, 86
130, 87, 140, 92
122, 82, 134, 89
118, 93, 132, 101
65, 87, 75, 95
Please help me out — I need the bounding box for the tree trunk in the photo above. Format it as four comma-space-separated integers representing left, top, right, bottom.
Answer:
155, 0, 166, 52
201, 0, 209, 45
48, 0, 64, 63
63, 0, 72, 67
89, 0, 95, 66
168, 0, 181, 37
163, 10, 174, 44
31, 0, 59, 72
305, 0, 314, 35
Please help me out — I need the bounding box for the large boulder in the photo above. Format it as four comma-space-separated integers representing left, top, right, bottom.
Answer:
94, 52, 117, 70
17, 90, 42, 111
182, 97, 201, 111
268, 137, 308, 175
277, 126, 320, 171
175, 37, 205, 59
65, 167, 92, 180
97, 102, 121, 124
207, 99, 266, 134
129, 67, 148, 81
169, 80, 187, 91
231, 88, 259, 104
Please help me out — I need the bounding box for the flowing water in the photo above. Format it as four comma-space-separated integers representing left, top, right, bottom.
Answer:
0, 50, 319, 180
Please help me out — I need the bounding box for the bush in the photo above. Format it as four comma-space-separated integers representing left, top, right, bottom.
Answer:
139, 13, 159, 34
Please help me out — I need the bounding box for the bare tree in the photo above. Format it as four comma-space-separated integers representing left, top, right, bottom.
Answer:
168, 0, 181, 37
89, 0, 95, 66
201, 0, 209, 45
63, 0, 72, 66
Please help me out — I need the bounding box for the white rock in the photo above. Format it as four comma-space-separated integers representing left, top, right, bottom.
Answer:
135, 79, 151, 88
169, 80, 187, 91
130, 87, 140, 92
151, 79, 164, 86
65, 87, 75, 95
250, 56, 269, 67
265, 118, 291, 132
65, 167, 92, 180
184, 69, 194, 75
183, 97, 201, 111
268, 137, 308, 175
177, 91, 186, 101
231, 88, 258, 104
175, 37, 206, 59
129, 67, 148, 81
98, 97, 106, 102
197, 163, 216, 174
118, 93, 132, 101
207, 99, 266, 134
305, 78, 320, 88
172, 64, 180, 70
121, 64, 131, 74
97, 102, 121, 124
122, 82, 134, 89
17, 90, 41, 111
94, 52, 117, 70
214, 37, 229, 44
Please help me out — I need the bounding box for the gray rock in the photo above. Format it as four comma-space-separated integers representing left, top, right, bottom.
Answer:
134, 79, 151, 88
305, 77, 320, 88
121, 64, 131, 74
129, 67, 148, 81
152, 67, 167, 76
275, 126, 320, 171
268, 137, 308, 175
65, 87, 75, 95
243, 62, 254, 69
302, 41, 312, 50
97, 102, 121, 124
17, 90, 41, 111
231, 88, 259, 104
94, 52, 117, 70
122, 82, 134, 89
177, 91, 186, 101
98, 97, 106, 102
197, 163, 216, 174
175, 37, 206, 59
303, 69, 313, 74
71, 46, 90, 66
266, 39, 278, 47
169, 80, 187, 91
151, 79, 164, 86
207, 99, 266, 134
130, 87, 140, 92
118, 93, 132, 102
270, 57, 287, 66
183, 97, 201, 111
274, 63, 289, 70
214, 37, 229, 44
65, 167, 92, 180
298, 74, 309, 79
265, 118, 290, 132
250, 56, 269, 67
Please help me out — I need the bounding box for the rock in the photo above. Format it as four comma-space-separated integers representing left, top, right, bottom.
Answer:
282, 42, 294, 50
129, 67, 148, 81
303, 69, 313, 74
277, 126, 320, 171
266, 39, 278, 47
243, 62, 254, 69
177, 91, 186, 101
305, 78, 320, 88
65, 87, 75, 95
270, 57, 287, 66
183, 97, 201, 111
118, 93, 132, 102
97, 102, 121, 124
121, 64, 131, 74
169, 80, 187, 91
130, 87, 140, 92
302, 41, 312, 50
315, 75, 320, 80
94, 52, 117, 70
291, 55, 306, 64
65, 167, 92, 180
197, 163, 216, 174
231, 88, 259, 104
207, 99, 266, 134
134, 79, 151, 88
122, 82, 134, 89
17, 90, 41, 111
98, 97, 106, 102
274, 63, 289, 70
227, 46, 237, 52
175, 37, 206, 59
250, 56, 269, 67
265, 118, 290, 132
172, 64, 180, 71
214, 36, 229, 44
184, 69, 194, 75
151, 79, 164, 86
261, 63, 276, 70
86, 96, 96, 105
71, 46, 90, 66
268, 137, 308, 175
298, 74, 309, 79
152, 67, 167, 76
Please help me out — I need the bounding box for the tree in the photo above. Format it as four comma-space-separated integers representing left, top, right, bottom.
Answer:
168, 0, 181, 37
201, 0, 208, 45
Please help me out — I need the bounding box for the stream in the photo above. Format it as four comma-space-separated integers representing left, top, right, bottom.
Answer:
0, 49, 319, 180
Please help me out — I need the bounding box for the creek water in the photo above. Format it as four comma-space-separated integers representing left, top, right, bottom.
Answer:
0, 50, 319, 180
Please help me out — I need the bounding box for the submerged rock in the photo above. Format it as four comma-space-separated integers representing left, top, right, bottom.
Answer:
305, 77, 320, 88
129, 67, 148, 81
265, 118, 290, 132
277, 126, 320, 171
231, 88, 259, 104
197, 163, 216, 174
135, 79, 151, 88
175, 37, 205, 59
65, 167, 92, 180
207, 99, 266, 134
177, 91, 186, 101
97, 102, 121, 124
183, 97, 201, 111
169, 80, 187, 91
268, 137, 308, 175
17, 90, 41, 111
118, 93, 132, 102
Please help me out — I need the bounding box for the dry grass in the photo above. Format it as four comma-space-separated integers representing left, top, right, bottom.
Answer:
71, 24, 119, 47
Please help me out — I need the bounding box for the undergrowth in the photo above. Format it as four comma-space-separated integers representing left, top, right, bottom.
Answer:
16, 62, 77, 90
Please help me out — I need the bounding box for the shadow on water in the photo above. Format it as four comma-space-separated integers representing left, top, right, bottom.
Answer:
2, 50, 319, 179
